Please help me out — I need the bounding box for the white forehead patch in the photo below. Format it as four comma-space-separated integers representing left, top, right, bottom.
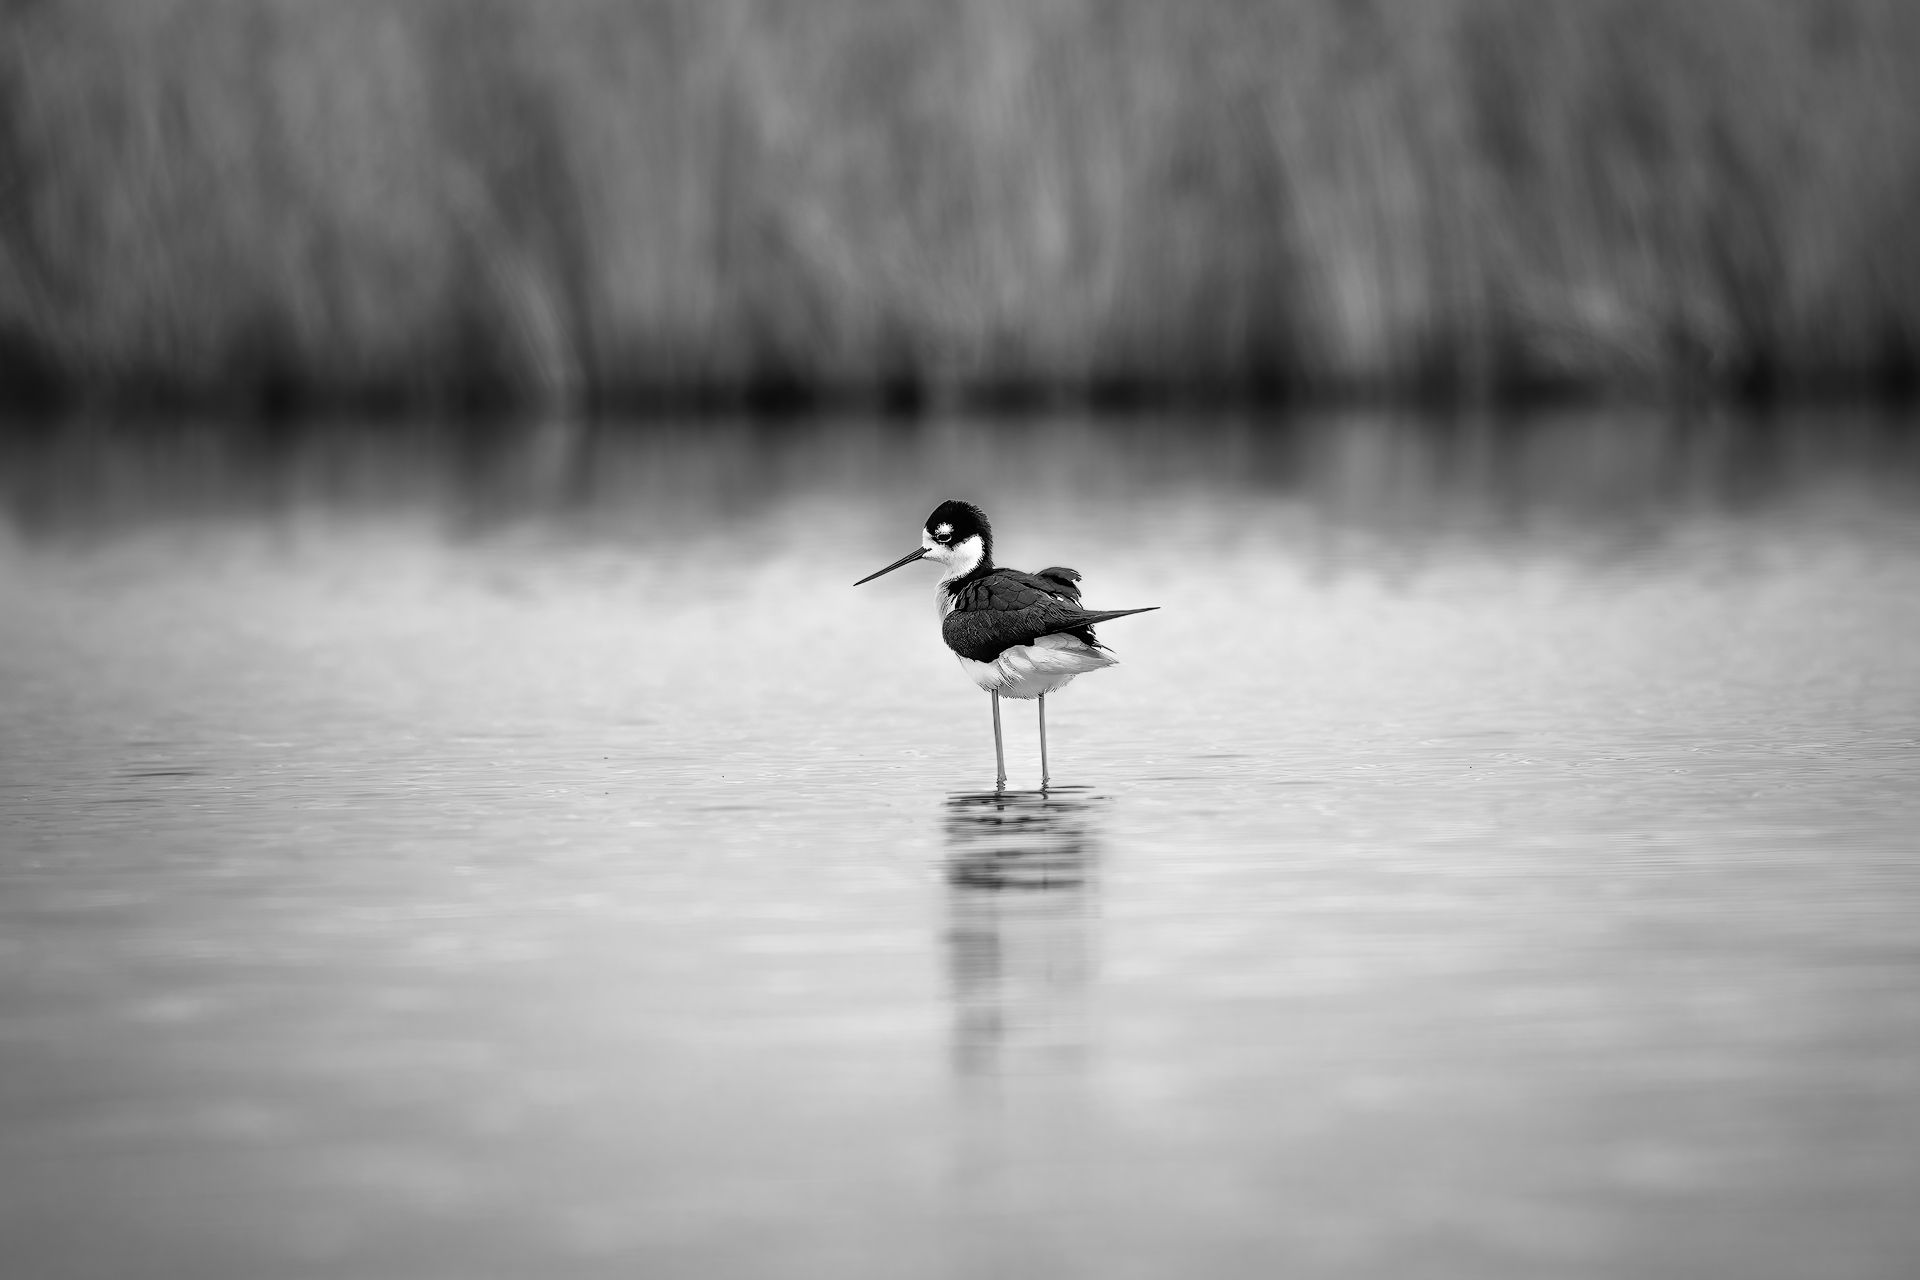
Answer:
935, 522, 953, 537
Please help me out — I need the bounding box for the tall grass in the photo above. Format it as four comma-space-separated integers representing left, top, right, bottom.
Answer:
2, 0, 1917, 408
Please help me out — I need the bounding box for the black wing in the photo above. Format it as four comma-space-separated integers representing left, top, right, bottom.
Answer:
1031, 566, 1083, 603
943, 568, 1155, 662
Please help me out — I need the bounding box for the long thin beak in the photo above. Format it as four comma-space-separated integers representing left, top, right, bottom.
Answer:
854, 547, 928, 586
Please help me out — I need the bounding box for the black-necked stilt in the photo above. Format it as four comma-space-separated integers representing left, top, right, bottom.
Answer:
855, 500, 1157, 789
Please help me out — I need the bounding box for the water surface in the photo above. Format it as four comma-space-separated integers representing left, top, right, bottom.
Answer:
3, 410, 1919, 1279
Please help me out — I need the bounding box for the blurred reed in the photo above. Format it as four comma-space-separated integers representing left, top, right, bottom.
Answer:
2, 0, 1917, 410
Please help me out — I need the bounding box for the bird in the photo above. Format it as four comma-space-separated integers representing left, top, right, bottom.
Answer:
854, 499, 1157, 789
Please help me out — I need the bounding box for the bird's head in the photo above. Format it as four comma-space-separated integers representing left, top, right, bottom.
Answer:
854, 500, 993, 585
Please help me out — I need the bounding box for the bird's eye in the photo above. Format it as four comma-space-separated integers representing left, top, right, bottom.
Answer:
933, 532, 952, 544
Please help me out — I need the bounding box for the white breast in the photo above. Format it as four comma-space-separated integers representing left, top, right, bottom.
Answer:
957, 633, 1119, 700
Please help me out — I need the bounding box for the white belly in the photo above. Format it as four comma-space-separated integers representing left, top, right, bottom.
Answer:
957, 632, 1118, 699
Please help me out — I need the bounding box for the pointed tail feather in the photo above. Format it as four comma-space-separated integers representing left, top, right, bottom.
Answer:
1073, 605, 1158, 626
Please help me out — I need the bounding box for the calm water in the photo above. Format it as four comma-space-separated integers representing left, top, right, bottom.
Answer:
3, 410, 1919, 1279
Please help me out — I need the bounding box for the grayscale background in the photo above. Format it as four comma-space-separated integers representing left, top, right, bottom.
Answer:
3, 5, 1918, 1279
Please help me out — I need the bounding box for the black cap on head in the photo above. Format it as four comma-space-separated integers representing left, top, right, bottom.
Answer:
924, 500, 991, 559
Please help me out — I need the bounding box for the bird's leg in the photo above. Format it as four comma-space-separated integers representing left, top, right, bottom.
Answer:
1038, 694, 1050, 790
991, 691, 1007, 790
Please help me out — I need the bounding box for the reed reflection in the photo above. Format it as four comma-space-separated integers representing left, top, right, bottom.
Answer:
6, 409, 1917, 550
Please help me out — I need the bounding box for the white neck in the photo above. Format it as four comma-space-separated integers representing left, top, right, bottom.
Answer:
926, 533, 986, 582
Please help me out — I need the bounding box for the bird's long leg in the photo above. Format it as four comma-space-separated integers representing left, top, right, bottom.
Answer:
1038, 694, 1050, 790
991, 692, 1007, 790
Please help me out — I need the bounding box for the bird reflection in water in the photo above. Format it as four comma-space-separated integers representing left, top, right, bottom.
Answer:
943, 788, 1110, 1240
936, 786, 1105, 1143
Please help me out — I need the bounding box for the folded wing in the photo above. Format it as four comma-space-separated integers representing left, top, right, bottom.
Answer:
943, 569, 1157, 662
1030, 566, 1084, 603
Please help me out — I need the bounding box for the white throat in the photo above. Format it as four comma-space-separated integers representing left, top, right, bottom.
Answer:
925, 533, 985, 582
